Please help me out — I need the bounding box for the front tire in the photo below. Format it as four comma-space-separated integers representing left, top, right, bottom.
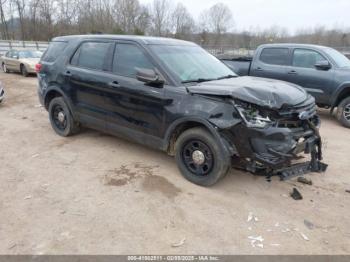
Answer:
175, 127, 230, 187
48, 97, 80, 136
20, 64, 29, 77
336, 97, 350, 128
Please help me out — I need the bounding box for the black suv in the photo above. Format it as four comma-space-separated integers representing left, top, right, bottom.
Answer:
37, 35, 327, 186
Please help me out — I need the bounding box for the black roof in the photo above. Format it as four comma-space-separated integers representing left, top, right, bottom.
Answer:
52, 34, 197, 46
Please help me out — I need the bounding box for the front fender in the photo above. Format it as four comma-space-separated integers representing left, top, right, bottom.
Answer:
331, 82, 350, 107
164, 117, 238, 157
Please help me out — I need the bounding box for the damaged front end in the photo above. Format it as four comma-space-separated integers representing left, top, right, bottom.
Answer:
225, 95, 328, 180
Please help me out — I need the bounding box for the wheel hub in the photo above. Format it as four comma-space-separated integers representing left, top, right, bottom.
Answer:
344, 104, 350, 121
57, 111, 65, 123
192, 150, 205, 165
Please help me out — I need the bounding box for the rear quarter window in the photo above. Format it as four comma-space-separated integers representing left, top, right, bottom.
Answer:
41, 41, 67, 62
259, 48, 289, 66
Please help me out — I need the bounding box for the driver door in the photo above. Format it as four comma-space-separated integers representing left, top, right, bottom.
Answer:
104, 41, 167, 147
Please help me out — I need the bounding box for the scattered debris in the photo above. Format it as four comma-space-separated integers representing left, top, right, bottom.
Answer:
70, 211, 86, 216
34, 104, 43, 108
24, 195, 32, 200
274, 222, 280, 227
171, 238, 186, 248
247, 212, 259, 222
300, 232, 310, 241
346, 190, 350, 194
31, 154, 40, 158
290, 188, 303, 200
281, 228, 291, 233
270, 243, 281, 247
8, 243, 16, 250
297, 177, 313, 185
281, 194, 288, 198
248, 236, 264, 248
248, 227, 252, 231
304, 219, 315, 230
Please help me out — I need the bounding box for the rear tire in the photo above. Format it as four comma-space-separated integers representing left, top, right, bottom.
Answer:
20, 64, 29, 77
175, 127, 230, 186
48, 97, 80, 136
336, 96, 350, 128
2, 63, 9, 73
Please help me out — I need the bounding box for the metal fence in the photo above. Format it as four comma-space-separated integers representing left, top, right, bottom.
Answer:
0, 40, 49, 56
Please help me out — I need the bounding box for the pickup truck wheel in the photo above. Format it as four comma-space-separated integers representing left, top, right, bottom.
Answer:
20, 64, 29, 77
175, 127, 230, 186
48, 97, 80, 136
336, 97, 350, 128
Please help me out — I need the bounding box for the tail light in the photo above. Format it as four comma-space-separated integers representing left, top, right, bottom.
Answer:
35, 63, 42, 73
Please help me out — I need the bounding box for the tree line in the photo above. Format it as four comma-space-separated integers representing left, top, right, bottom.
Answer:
0, 0, 349, 49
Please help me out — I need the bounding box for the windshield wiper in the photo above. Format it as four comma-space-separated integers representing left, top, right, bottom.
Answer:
181, 78, 216, 84
217, 74, 237, 80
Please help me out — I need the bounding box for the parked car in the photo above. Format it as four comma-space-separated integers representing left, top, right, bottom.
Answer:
1, 49, 43, 77
0, 81, 4, 103
221, 44, 350, 128
37, 35, 327, 186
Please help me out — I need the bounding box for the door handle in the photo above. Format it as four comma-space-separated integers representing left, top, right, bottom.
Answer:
256, 67, 263, 71
63, 70, 72, 77
108, 81, 121, 88
288, 70, 298, 75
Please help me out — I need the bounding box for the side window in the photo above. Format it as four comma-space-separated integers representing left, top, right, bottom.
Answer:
113, 43, 154, 77
11, 51, 18, 58
292, 49, 327, 69
41, 41, 67, 62
260, 48, 289, 66
73, 42, 111, 71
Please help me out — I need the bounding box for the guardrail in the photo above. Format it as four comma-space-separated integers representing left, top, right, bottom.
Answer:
0, 40, 49, 56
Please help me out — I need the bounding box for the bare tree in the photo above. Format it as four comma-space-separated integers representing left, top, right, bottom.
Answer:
199, 3, 233, 35
114, 0, 150, 34
11, 0, 26, 40
171, 3, 194, 39
0, 0, 9, 39
149, 0, 171, 36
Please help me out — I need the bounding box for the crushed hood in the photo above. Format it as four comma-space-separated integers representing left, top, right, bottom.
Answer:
187, 76, 308, 109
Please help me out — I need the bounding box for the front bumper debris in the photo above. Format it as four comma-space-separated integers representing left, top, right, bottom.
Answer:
229, 116, 328, 181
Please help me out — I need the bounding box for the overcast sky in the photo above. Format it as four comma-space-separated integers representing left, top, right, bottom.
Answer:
141, 0, 349, 34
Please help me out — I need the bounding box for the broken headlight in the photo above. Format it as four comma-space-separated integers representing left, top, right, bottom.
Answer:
235, 104, 274, 129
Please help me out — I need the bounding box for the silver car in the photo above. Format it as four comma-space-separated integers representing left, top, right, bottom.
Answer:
1, 49, 43, 77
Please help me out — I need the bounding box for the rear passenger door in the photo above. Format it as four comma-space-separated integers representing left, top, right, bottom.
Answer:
251, 47, 290, 82
104, 41, 166, 147
66, 41, 115, 131
286, 48, 335, 104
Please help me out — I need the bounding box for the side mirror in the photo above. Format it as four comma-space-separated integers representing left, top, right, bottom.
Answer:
136, 68, 164, 87
315, 60, 331, 71
14, 55, 19, 59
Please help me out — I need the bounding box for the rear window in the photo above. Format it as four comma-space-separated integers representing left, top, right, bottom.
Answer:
41, 41, 67, 62
71, 42, 111, 71
260, 48, 289, 66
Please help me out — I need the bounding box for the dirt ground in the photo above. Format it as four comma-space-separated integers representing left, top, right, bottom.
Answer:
0, 71, 349, 255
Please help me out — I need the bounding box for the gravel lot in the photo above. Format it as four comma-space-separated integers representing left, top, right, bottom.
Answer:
0, 71, 349, 255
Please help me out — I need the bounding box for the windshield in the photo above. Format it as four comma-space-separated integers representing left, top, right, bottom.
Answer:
18, 50, 43, 59
325, 48, 350, 68
149, 45, 236, 82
